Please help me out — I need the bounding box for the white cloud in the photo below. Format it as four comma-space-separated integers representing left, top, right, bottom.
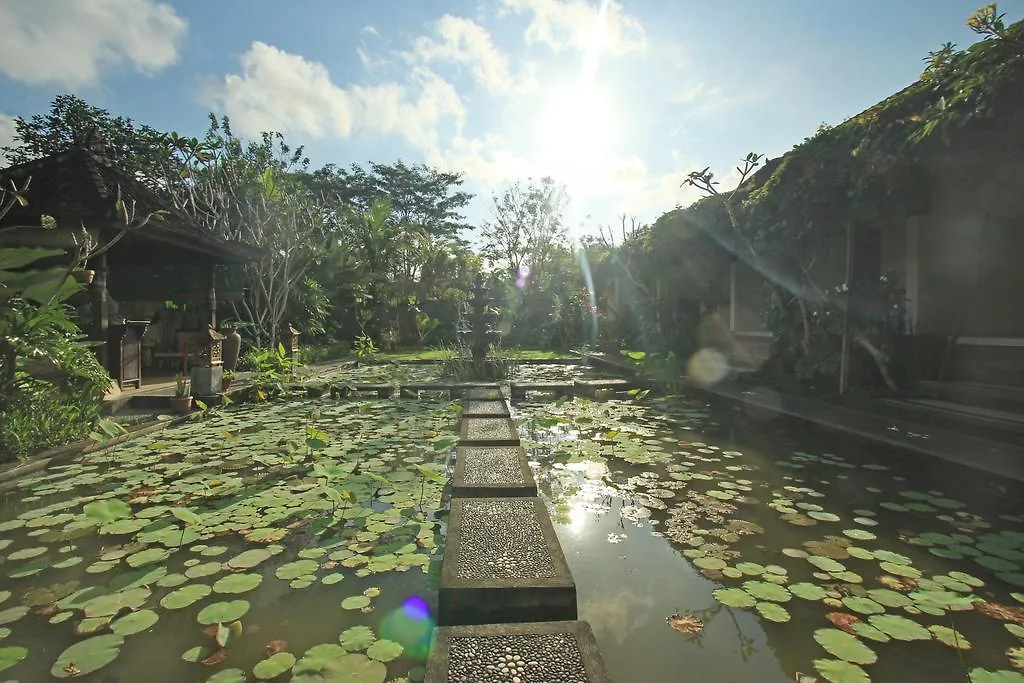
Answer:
408, 15, 536, 92
498, 0, 646, 56
361, 26, 380, 36
0, 113, 19, 166
202, 43, 465, 153
0, 0, 186, 88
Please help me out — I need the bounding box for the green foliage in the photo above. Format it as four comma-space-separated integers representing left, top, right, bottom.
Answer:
240, 343, 298, 400
353, 335, 379, 360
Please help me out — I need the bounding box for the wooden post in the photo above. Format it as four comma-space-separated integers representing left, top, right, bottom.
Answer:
92, 252, 110, 371
207, 265, 217, 329
839, 219, 855, 394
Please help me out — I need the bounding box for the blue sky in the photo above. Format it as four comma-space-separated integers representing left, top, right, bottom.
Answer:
0, 0, 1017, 236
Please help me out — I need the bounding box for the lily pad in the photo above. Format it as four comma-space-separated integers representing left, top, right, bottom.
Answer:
867, 614, 931, 641
110, 609, 159, 635
929, 624, 971, 649
340, 625, 377, 651
341, 595, 372, 610
83, 587, 151, 618
212, 573, 263, 594
51, 633, 124, 678
83, 499, 132, 523
756, 602, 791, 623
227, 548, 273, 570
125, 547, 170, 568
841, 597, 885, 615
969, 670, 1024, 683
276, 559, 319, 580
813, 628, 877, 665
842, 528, 876, 541
808, 556, 846, 573
160, 584, 211, 610
197, 599, 250, 625
693, 556, 726, 571
790, 583, 828, 601
366, 639, 404, 662
813, 658, 870, 683
713, 588, 756, 609
253, 651, 296, 679
742, 581, 791, 603
0, 645, 28, 673
208, 668, 247, 683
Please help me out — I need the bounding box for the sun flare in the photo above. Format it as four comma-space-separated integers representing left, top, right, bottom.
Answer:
535, 81, 617, 190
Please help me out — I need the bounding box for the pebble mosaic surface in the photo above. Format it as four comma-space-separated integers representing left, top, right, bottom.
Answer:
463, 400, 510, 416
447, 633, 588, 683
463, 418, 519, 443
455, 499, 556, 580
462, 447, 526, 486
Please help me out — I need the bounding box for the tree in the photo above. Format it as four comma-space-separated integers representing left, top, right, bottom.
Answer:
306, 160, 474, 239
480, 176, 569, 283
2, 94, 168, 177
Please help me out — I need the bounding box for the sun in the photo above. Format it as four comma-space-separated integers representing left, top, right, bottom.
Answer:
535, 81, 617, 190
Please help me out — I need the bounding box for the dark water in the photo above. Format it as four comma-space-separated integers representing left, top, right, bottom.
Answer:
514, 393, 1024, 683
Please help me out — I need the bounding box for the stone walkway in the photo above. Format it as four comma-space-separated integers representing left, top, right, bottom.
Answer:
426, 384, 611, 683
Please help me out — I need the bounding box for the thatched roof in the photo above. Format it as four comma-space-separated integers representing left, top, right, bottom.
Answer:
0, 147, 261, 264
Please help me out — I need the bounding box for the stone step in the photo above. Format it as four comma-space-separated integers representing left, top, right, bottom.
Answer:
465, 386, 506, 400
453, 446, 537, 498
440, 497, 576, 626
459, 417, 521, 446
573, 378, 640, 397
462, 399, 511, 418
426, 620, 610, 683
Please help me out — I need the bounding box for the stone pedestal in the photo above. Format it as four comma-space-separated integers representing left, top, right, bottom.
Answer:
440, 497, 576, 626
453, 446, 536, 498
426, 621, 611, 683
190, 365, 223, 397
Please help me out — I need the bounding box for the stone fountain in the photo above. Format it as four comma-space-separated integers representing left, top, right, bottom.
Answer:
455, 274, 503, 380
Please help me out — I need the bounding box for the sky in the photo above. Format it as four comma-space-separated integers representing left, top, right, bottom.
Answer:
0, 0, 1018, 237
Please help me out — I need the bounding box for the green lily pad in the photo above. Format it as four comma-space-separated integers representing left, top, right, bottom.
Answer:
867, 589, 912, 608
110, 609, 159, 635
0, 645, 28, 673
125, 547, 170, 568
83, 499, 132, 523
813, 629, 877, 664
693, 556, 726, 571
366, 638, 404, 662
735, 562, 766, 576
213, 573, 263, 594
813, 658, 870, 683
872, 549, 912, 565
969, 669, 1024, 683
8, 546, 46, 561
197, 599, 250, 625
742, 581, 791, 603
341, 594, 372, 610
880, 561, 921, 578
182, 644, 215, 663
0, 606, 28, 626
842, 528, 876, 541
868, 614, 932, 641
755, 602, 791, 622
184, 561, 222, 580
276, 559, 319, 580
227, 548, 274, 570
160, 583, 211, 609
809, 511, 841, 522
841, 596, 885, 615
340, 625, 377, 651
789, 583, 828, 601
808, 556, 846, 573
207, 668, 247, 683
51, 633, 124, 678
929, 624, 971, 649
713, 587, 756, 608
948, 571, 985, 588
253, 651, 296, 679
850, 622, 891, 643
83, 587, 150, 618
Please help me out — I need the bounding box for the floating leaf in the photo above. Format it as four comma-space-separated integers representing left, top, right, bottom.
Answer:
867, 614, 931, 641
808, 556, 846, 573
813, 629, 877, 664
742, 581, 791, 603
0, 645, 28, 673
197, 600, 250, 625
213, 573, 263, 594
276, 559, 319, 580
365, 640, 403, 666
790, 583, 828, 601
83, 587, 150, 618
929, 624, 971, 649
842, 529, 876, 541
340, 625, 377, 651
873, 549, 912, 565
756, 602, 791, 623
969, 669, 1024, 683
160, 584, 211, 610
207, 668, 247, 683
228, 548, 273, 570
51, 633, 124, 678
841, 597, 885, 615
253, 651, 296, 679
814, 658, 870, 683
125, 547, 169, 568
880, 561, 921, 578
341, 595, 371, 610
110, 609, 159, 636
713, 588, 756, 609
693, 556, 726, 571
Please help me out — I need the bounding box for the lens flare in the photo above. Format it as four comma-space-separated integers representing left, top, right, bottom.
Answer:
380, 596, 435, 660
686, 347, 730, 387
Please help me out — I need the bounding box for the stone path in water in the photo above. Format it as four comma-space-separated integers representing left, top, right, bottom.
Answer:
426, 385, 611, 682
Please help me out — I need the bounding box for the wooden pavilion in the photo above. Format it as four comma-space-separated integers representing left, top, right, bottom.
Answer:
0, 146, 260, 389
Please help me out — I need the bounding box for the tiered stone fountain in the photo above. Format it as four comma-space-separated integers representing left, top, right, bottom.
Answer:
455, 274, 503, 380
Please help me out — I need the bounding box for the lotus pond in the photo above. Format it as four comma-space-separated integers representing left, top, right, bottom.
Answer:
517, 394, 1024, 683
306, 360, 610, 386
0, 397, 456, 682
